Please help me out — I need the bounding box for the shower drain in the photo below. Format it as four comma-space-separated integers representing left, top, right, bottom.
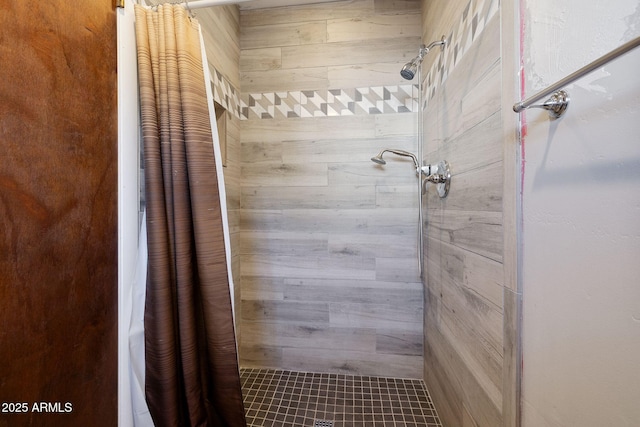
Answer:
313, 421, 333, 427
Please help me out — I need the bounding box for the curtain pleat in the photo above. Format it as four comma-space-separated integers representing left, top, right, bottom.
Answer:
134, 5, 246, 426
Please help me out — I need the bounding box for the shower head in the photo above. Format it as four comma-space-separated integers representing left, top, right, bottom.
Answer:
371, 153, 386, 165
400, 58, 421, 80
400, 36, 448, 81
371, 149, 419, 169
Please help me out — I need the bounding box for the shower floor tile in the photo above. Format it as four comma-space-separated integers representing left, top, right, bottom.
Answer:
240, 368, 442, 427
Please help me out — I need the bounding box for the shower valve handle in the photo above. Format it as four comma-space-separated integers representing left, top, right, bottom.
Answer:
421, 161, 451, 198
424, 173, 447, 184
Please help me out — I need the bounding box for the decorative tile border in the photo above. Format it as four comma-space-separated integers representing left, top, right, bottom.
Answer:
210, 68, 243, 120
422, 0, 499, 105
209, 0, 498, 121
239, 85, 417, 120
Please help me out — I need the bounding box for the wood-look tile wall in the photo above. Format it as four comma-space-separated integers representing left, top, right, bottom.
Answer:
239, 0, 425, 378
420, 0, 517, 426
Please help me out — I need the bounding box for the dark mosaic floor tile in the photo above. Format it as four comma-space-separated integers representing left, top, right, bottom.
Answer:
240, 368, 442, 427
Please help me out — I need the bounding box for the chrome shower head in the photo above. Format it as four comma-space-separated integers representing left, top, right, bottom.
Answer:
400, 58, 420, 80
371, 153, 386, 165
400, 37, 448, 81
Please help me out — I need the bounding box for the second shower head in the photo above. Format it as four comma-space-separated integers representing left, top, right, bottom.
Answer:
400, 36, 448, 80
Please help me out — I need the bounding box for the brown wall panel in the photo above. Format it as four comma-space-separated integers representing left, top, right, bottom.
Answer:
0, 1, 118, 426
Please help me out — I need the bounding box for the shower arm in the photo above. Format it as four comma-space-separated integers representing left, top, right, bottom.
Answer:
372, 149, 439, 178
420, 36, 448, 55
385, 149, 418, 167
372, 149, 420, 173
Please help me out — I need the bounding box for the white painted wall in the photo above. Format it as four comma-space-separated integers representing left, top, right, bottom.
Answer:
520, 1, 640, 426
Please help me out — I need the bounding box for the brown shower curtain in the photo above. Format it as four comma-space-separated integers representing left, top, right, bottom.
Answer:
134, 5, 246, 426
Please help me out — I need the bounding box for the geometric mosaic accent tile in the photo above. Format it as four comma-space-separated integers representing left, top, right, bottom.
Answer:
240, 84, 417, 120
422, 0, 499, 107
210, 68, 243, 120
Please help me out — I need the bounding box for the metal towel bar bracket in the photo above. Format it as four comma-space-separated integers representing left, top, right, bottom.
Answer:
513, 36, 640, 119
525, 90, 570, 119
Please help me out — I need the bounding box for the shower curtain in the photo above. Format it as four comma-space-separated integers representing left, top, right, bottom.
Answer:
134, 5, 246, 426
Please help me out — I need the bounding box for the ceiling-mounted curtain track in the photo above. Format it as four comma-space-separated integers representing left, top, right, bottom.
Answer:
513, 36, 640, 118
177, 0, 255, 9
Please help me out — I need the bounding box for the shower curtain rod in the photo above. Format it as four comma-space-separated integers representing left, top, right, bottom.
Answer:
122, 0, 254, 8
177, 0, 255, 8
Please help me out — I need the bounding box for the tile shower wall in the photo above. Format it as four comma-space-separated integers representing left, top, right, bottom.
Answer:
239, 0, 425, 378
191, 5, 243, 334
420, 0, 517, 426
